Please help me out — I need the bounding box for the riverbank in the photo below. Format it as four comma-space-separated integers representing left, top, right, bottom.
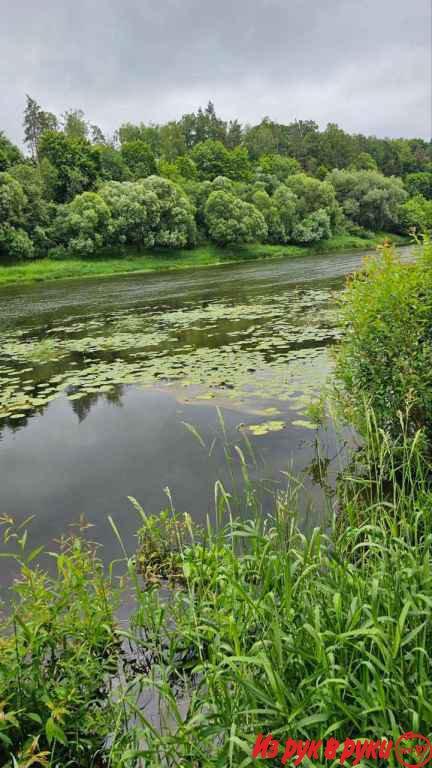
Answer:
1, 242, 430, 766
0, 232, 409, 287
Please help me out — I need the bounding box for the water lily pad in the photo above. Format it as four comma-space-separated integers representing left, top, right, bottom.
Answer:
292, 419, 316, 430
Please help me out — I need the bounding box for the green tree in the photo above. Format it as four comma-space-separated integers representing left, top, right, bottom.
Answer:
93, 145, 131, 182
349, 152, 378, 171
118, 123, 161, 155
90, 124, 106, 145
204, 190, 267, 246
226, 119, 243, 149
258, 154, 301, 181
9, 163, 52, 253
243, 118, 279, 159
251, 188, 286, 243
271, 184, 299, 241
328, 169, 407, 231
175, 156, 197, 180
405, 172, 432, 200
191, 140, 230, 180
99, 180, 160, 247
178, 102, 227, 148
140, 176, 197, 247
317, 123, 357, 169
159, 122, 187, 161
23, 95, 58, 161
0, 172, 26, 229
285, 173, 338, 220
400, 195, 432, 233
50, 191, 111, 257
38, 131, 100, 202
121, 141, 157, 179
62, 109, 88, 141
226, 146, 252, 181
0, 132, 23, 171
0, 172, 34, 260
292, 208, 332, 243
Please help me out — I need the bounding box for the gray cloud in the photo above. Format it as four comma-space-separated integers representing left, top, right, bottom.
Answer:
1, 0, 431, 146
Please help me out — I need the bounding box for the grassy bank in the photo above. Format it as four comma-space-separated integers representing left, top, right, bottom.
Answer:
0, 232, 409, 287
1, 420, 431, 767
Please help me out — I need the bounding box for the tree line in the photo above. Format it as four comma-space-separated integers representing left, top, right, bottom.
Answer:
0, 96, 431, 261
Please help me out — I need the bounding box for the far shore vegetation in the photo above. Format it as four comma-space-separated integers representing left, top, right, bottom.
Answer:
0, 97, 430, 286
0, 231, 409, 286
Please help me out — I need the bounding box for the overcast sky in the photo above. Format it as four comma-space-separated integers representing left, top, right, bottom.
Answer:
1, 0, 431, 146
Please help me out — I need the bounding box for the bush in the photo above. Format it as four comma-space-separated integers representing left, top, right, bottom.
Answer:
405, 171, 432, 200
335, 241, 432, 450
50, 191, 111, 257
99, 180, 161, 247
140, 175, 197, 247
204, 190, 267, 246
328, 169, 407, 231
120, 140, 156, 179
400, 194, 432, 233
0, 172, 34, 261
0, 529, 118, 766
0, 225, 34, 260
292, 207, 332, 243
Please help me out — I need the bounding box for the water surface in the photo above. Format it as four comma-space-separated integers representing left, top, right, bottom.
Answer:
0, 248, 409, 571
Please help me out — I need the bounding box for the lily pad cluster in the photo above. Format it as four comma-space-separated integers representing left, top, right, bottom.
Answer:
0, 285, 339, 431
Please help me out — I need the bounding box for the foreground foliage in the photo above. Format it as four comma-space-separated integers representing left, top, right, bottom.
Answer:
1, 429, 431, 766
0, 530, 119, 766
336, 239, 432, 453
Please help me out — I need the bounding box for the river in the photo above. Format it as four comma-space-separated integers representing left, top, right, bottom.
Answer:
0, 246, 411, 574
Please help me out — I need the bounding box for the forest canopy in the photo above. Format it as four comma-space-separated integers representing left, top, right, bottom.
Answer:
0, 97, 431, 261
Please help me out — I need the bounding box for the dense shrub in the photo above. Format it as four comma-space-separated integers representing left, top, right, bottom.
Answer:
99, 180, 161, 247
335, 241, 432, 449
204, 190, 267, 245
49, 191, 111, 257
292, 207, 332, 243
405, 171, 432, 200
328, 169, 407, 231
141, 175, 197, 247
0, 132, 23, 171
120, 140, 157, 179
0, 172, 34, 260
0, 532, 118, 766
400, 194, 432, 233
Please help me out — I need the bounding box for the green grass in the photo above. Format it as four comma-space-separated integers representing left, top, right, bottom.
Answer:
0, 232, 410, 287
106, 419, 432, 767
0, 393, 430, 768
2, 414, 430, 767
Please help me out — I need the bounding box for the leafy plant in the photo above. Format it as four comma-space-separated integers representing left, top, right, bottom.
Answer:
335, 240, 432, 454
0, 519, 119, 767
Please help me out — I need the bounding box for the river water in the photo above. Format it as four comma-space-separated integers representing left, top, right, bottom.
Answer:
0, 247, 411, 574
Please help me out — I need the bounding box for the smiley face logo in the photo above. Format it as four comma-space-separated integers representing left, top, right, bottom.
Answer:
395, 732, 432, 768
